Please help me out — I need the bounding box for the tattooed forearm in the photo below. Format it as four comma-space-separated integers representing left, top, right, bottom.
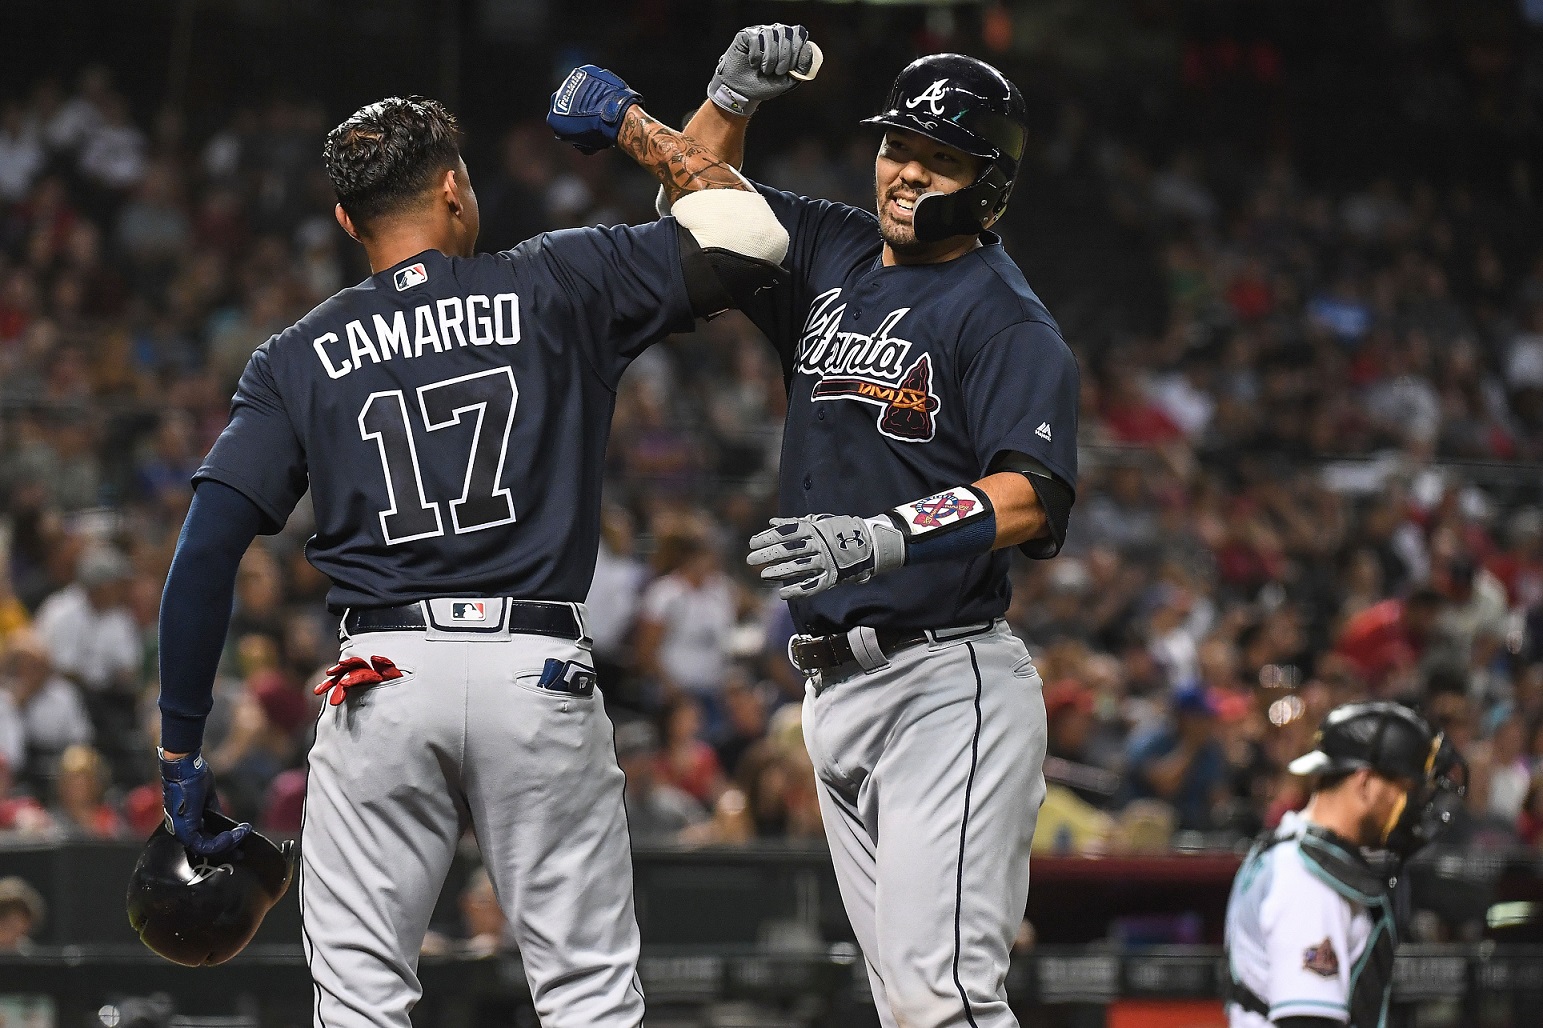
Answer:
616, 105, 751, 205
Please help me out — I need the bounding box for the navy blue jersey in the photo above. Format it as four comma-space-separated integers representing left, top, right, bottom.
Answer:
742, 185, 1080, 636
196, 221, 692, 610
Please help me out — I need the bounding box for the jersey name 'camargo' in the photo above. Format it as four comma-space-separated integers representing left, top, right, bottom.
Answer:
312, 293, 522, 379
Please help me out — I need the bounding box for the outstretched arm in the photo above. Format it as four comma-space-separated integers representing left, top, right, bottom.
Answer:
678, 100, 749, 171
614, 105, 750, 206
665, 25, 819, 194
548, 64, 789, 312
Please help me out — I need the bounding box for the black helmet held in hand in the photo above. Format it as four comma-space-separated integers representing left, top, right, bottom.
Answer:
1289, 701, 1467, 859
861, 53, 1028, 242
126, 810, 295, 966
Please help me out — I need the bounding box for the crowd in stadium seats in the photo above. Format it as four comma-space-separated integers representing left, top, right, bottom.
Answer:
2, 54, 1543, 872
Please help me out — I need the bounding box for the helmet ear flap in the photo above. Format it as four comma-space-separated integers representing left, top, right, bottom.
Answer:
910, 164, 1011, 243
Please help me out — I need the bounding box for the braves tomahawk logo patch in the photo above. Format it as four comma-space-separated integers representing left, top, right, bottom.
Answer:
899, 489, 980, 531
1302, 937, 1339, 978
797, 289, 941, 442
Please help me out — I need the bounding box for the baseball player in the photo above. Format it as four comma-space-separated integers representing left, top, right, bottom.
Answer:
1224, 702, 1465, 1028
153, 78, 788, 1026
660, 27, 1080, 1028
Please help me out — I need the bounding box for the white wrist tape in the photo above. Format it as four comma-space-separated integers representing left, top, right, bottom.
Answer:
669, 187, 789, 265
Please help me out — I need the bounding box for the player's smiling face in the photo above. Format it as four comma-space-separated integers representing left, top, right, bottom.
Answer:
874, 128, 982, 257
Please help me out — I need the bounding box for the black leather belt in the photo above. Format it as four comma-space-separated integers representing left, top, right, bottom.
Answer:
343, 600, 582, 640
789, 629, 929, 673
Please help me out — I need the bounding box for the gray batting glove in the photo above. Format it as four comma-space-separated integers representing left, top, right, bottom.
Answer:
748, 514, 906, 600
709, 24, 820, 118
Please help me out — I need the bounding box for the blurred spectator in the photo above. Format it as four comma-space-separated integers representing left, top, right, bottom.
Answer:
1121, 687, 1228, 832
715, 670, 769, 779
586, 505, 647, 707
0, 876, 44, 953
1334, 588, 1447, 689
654, 695, 726, 808
50, 744, 123, 838
0, 756, 50, 835
208, 669, 308, 825
261, 767, 308, 838
679, 787, 756, 847
456, 866, 510, 958
0, 628, 92, 783
635, 522, 737, 713
615, 720, 704, 843
1042, 679, 1120, 806
0, 103, 43, 205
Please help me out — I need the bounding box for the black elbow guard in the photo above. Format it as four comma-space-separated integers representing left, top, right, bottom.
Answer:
677, 221, 789, 319
990, 451, 1075, 559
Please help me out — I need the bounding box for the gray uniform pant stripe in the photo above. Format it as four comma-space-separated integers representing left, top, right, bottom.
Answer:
804, 622, 1047, 1028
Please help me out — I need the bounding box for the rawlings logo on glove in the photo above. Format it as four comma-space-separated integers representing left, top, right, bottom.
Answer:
316, 655, 407, 706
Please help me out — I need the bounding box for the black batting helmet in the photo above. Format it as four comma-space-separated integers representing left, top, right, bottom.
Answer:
126, 811, 295, 966
861, 53, 1028, 242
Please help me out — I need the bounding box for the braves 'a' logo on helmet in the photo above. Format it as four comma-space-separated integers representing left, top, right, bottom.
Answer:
904, 78, 950, 117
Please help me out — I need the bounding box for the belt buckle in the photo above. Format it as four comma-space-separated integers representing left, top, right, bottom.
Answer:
788, 634, 814, 674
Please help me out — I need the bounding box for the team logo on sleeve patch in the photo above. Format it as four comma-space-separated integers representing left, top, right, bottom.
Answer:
394, 263, 428, 291
902, 489, 979, 531
1302, 938, 1339, 978
796, 289, 941, 442
450, 601, 488, 622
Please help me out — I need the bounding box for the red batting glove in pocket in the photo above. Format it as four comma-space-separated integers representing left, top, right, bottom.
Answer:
316, 655, 406, 706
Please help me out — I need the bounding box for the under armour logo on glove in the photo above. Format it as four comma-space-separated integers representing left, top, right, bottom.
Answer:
316, 655, 406, 706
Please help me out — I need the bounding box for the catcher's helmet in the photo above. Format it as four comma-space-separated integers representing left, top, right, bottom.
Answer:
1288, 701, 1439, 781
1289, 701, 1466, 858
861, 53, 1028, 242
126, 811, 295, 966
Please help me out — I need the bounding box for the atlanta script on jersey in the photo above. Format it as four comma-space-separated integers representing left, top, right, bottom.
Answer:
738, 184, 1080, 635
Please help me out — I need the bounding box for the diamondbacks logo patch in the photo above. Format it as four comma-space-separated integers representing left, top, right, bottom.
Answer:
394, 263, 428, 291
1303, 937, 1339, 978
797, 289, 941, 442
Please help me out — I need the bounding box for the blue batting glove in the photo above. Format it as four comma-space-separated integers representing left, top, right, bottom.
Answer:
548, 65, 642, 154
159, 751, 251, 857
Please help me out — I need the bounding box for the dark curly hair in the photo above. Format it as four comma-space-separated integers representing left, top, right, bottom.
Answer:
323, 96, 462, 229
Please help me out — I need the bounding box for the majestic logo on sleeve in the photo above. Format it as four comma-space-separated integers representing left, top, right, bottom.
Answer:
1302, 938, 1340, 978
797, 288, 940, 443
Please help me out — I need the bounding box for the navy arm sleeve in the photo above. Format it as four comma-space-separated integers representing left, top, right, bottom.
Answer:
531, 220, 697, 389
158, 480, 267, 753
194, 339, 308, 530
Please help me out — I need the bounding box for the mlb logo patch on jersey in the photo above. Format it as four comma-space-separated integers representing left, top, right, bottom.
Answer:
450, 601, 487, 622
1302, 937, 1339, 978
394, 262, 428, 291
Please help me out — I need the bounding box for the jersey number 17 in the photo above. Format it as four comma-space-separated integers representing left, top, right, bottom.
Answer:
358, 367, 517, 545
